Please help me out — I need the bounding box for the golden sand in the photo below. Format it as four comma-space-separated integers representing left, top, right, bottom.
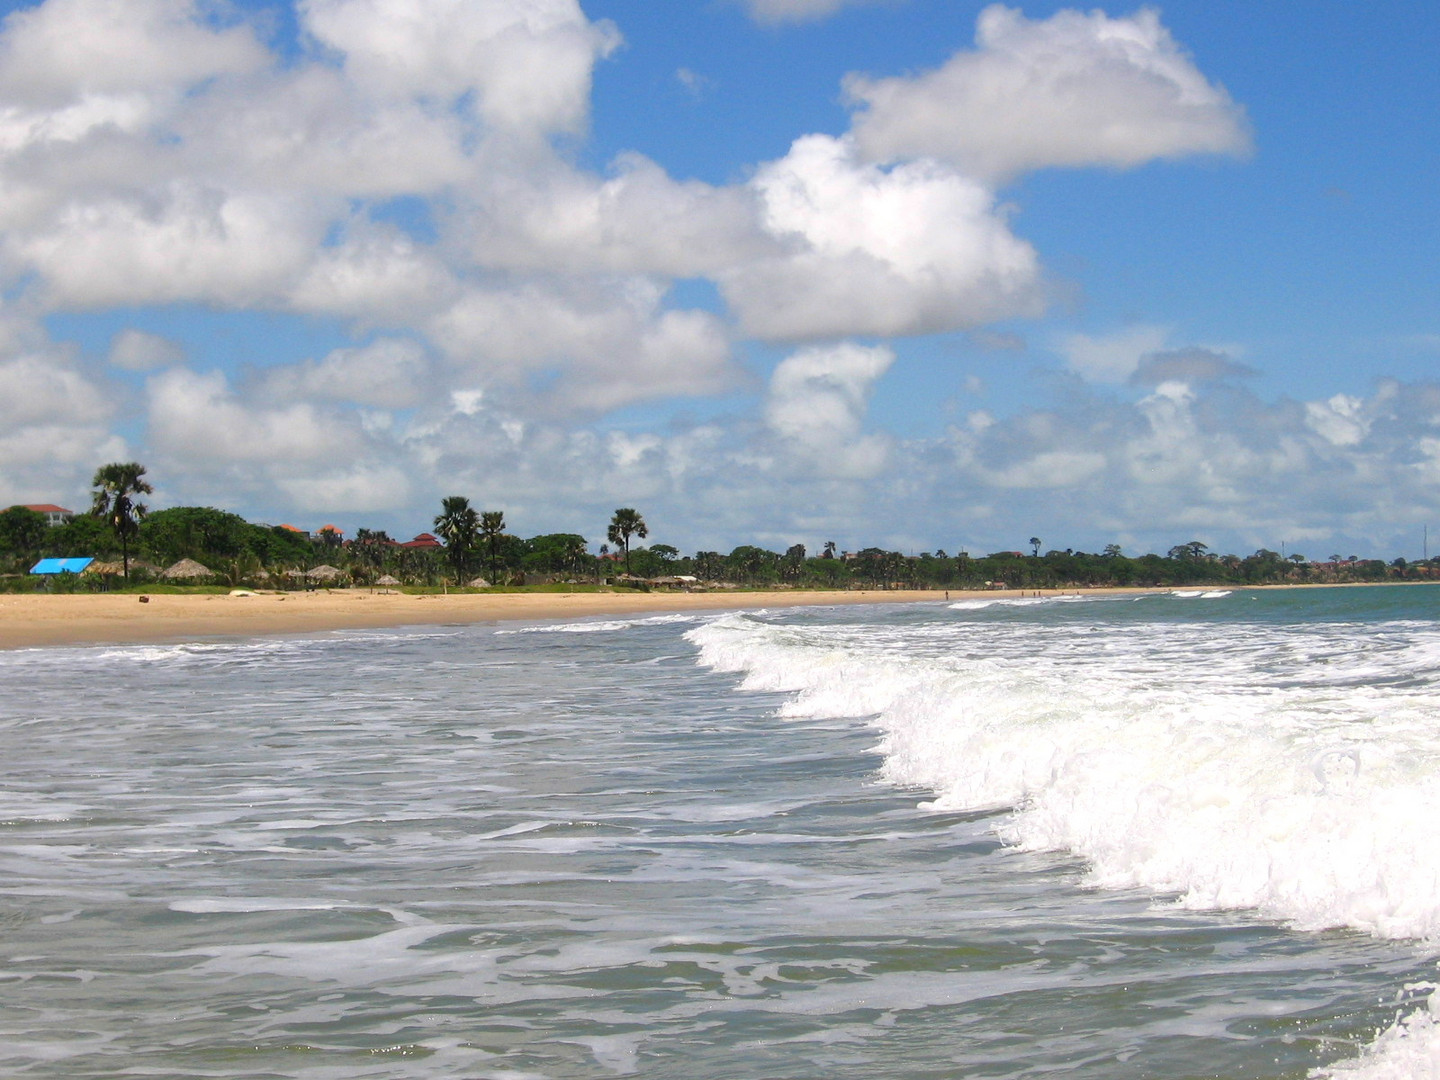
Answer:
0, 586, 1140, 650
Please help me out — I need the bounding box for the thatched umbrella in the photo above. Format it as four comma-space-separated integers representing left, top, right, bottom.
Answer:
375, 574, 400, 586
306, 564, 346, 583
162, 558, 213, 580
466, 576, 490, 588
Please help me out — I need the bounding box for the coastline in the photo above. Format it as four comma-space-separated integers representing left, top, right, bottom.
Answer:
0, 585, 1160, 650
5, 580, 1420, 650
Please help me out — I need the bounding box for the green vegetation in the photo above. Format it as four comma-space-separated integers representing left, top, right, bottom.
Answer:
0, 506, 47, 565
433, 495, 479, 584
607, 508, 647, 575
1, 465, 1433, 593
91, 462, 153, 581
479, 510, 506, 584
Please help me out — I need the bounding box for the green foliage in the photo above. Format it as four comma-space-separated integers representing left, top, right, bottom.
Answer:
726, 545, 775, 584
249, 525, 314, 567
140, 506, 253, 565
607, 508, 648, 574
0, 506, 48, 566
524, 533, 588, 577
47, 514, 116, 559
489, 534, 527, 582
434, 496, 479, 583
91, 461, 154, 579
627, 546, 665, 578
349, 528, 395, 583
479, 510, 506, 582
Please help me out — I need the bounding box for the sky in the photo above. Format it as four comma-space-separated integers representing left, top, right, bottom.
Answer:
2, 0, 1438, 560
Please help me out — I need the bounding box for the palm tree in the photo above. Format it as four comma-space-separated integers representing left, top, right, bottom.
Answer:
479, 510, 505, 584
1029, 536, 1042, 558
607, 508, 647, 575
434, 496, 479, 583
91, 462, 153, 582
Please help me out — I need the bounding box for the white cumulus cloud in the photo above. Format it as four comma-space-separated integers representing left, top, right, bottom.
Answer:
0, 0, 266, 105
846, 4, 1251, 182
724, 134, 1043, 340
147, 368, 360, 465
429, 280, 739, 414
299, 0, 620, 135
765, 342, 895, 477
261, 338, 432, 409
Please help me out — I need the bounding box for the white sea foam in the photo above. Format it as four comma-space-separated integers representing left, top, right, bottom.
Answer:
496, 613, 705, 635
1315, 990, 1440, 1078
948, 594, 1105, 611
168, 897, 343, 913
688, 611, 1440, 941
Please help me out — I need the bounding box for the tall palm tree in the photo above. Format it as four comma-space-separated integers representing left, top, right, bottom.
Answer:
479, 510, 505, 584
607, 508, 647, 575
91, 462, 153, 582
434, 496, 479, 583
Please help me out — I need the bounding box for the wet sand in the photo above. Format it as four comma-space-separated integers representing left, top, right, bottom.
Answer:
0, 586, 1151, 650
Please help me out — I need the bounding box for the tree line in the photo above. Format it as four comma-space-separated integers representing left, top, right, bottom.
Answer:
0, 463, 1431, 590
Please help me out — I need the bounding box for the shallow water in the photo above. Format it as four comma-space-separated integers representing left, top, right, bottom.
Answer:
2, 589, 1438, 1077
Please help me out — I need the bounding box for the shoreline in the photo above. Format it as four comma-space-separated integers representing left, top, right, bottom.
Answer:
0, 580, 1424, 651
0, 585, 1153, 650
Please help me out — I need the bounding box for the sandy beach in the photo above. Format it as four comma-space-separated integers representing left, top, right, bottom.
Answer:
0, 586, 1143, 650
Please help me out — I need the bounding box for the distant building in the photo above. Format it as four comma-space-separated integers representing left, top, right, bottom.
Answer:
22, 504, 74, 527
398, 533, 443, 550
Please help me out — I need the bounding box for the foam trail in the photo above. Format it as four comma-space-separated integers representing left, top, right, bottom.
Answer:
949, 594, 1104, 611
497, 613, 705, 635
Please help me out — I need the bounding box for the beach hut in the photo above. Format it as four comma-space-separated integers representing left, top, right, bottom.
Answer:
162, 558, 214, 580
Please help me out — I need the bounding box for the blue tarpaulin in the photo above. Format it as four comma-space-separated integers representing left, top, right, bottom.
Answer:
30, 557, 94, 574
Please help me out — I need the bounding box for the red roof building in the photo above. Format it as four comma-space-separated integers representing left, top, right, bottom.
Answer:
21, 504, 74, 526
399, 533, 443, 549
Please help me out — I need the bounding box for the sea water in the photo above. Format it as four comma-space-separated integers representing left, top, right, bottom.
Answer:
1, 586, 1439, 1078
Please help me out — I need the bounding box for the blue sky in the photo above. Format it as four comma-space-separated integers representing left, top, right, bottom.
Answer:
2, 0, 1438, 560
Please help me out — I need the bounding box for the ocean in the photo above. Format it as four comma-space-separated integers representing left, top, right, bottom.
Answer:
2, 585, 1439, 1078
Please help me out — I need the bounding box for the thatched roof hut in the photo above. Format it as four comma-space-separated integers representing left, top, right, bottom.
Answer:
87, 559, 162, 576
306, 564, 346, 583
375, 574, 400, 586
162, 558, 213, 580
466, 577, 491, 588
